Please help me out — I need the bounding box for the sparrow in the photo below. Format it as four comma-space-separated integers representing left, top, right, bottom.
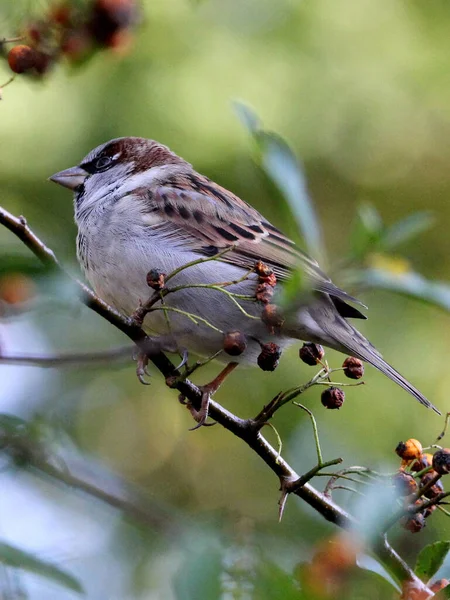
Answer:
49, 137, 439, 416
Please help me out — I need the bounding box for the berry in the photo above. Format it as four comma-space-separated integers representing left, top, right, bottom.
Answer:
342, 356, 364, 380
255, 282, 273, 304
257, 342, 281, 371
223, 331, 247, 356
410, 453, 433, 472
261, 304, 284, 332
321, 387, 345, 409
7, 45, 37, 74
432, 448, 450, 475
299, 342, 324, 366
401, 512, 425, 533
393, 471, 417, 496
254, 260, 272, 278
395, 439, 423, 461
146, 269, 165, 290
419, 471, 444, 499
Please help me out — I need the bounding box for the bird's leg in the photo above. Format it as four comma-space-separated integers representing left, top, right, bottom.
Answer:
135, 349, 151, 385
187, 362, 239, 430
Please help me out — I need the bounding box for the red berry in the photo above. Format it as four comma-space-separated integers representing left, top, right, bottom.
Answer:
7, 45, 37, 74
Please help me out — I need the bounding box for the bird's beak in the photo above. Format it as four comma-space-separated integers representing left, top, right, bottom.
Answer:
49, 166, 88, 190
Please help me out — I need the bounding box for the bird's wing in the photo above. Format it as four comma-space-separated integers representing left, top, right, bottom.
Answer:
140, 173, 365, 312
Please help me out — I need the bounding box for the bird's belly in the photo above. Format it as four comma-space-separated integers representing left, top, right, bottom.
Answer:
81, 235, 288, 362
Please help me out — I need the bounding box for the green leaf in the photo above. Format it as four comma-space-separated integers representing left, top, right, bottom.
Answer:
258, 131, 325, 264
274, 267, 309, 311
349, 202, 384, 259
253, 559, 304, 600
353, 267, 450, 313
233, 100, 261, 134
234, 101, 326, 264
381, 211, 434, 251
415, 541, 450, 582
0, 541, 84, 594
414, 542, 450, 582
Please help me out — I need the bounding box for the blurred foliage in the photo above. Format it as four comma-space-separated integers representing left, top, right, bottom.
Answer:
1, 0, 450, 598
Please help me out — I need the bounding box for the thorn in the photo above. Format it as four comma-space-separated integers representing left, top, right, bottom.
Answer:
278, 490, 289, 522
175, 348, 189, 371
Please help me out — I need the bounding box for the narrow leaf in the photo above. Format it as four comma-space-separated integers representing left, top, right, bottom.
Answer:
234, 101, 326, 264
352, 267, 450, 313
382, 212, 434, 250
415, 541, 450, 582
0, 541, 84, 594
349, 202, 384, 259
233, 101, 261, 134
258, 131, 326, 264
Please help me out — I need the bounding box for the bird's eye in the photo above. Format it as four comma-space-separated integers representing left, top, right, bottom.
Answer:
94, 156, 112, 171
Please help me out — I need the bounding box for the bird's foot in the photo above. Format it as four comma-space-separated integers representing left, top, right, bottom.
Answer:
135, 350, 151, 385
182, 362, 239, 430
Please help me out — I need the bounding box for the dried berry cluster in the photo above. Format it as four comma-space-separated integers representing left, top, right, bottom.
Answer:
3, 0, 139, 79
299, 344, 365, 410
394, 438, 449, 533
222, 261, 367, 382
222, 260, 284, 370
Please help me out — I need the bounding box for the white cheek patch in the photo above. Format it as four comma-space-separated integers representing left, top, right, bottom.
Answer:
75, 163, 184, 224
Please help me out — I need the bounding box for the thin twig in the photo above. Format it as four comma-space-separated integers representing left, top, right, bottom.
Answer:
0, 346, 133, 368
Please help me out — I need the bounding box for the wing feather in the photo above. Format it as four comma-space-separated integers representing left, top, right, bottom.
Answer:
141, 173, 366, 313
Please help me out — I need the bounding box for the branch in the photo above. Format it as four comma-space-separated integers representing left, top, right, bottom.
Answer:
0, 346, 133, 367
0, 205, 432, 593
0, 426, 174, 531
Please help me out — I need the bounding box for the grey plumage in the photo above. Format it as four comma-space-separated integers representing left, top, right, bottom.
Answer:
49, 137, 440, 415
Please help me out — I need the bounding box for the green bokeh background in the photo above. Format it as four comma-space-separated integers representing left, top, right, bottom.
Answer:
1, 0, 450, 598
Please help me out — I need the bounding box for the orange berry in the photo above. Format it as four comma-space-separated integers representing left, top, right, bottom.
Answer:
0, 274, 35, 304
395, 439, 423, 461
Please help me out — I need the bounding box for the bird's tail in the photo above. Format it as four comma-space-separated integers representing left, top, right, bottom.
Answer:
306, 299, 441, 415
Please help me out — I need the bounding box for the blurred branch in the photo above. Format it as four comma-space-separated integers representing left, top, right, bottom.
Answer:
0, 425, 174, 532
0, 346, 133, 367
0, 205, 433, 595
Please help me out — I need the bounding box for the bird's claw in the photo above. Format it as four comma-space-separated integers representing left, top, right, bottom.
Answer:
136, 351, 151, 385
179, 390, 216, 430
175, 348, 189, 371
